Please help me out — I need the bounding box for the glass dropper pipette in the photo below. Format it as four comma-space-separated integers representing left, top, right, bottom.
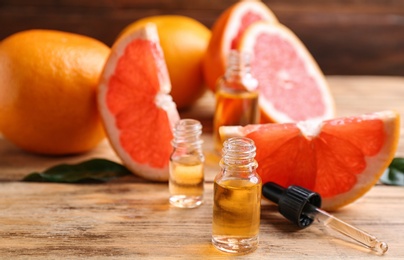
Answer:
262, 182, 388, 254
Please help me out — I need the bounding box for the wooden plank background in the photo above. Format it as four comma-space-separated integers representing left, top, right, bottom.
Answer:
0, 0, 403, 76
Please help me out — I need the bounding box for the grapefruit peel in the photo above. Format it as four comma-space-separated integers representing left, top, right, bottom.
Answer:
98, 23, 180, 181
220, 110, 400, 210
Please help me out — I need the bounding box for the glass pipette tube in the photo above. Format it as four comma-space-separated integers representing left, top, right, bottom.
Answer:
262, 182, 388, 254
304, 204, 388, 254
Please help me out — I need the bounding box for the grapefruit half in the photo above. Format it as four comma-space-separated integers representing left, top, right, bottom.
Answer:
203, 0, 278, 91
220, 110, 400, 210
98, 24, 180, 181
238, 22, 335, 123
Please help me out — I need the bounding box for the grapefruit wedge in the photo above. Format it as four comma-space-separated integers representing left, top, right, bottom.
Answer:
203, 0, 278, 91
238, 22, 335, 123
98, 24, 180, 181
220, 111, 400, 210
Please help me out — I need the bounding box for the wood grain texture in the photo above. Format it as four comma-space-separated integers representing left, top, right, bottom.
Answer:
0, 183, 403, 259
1, 76, 404, 258
0, 0, 403, 76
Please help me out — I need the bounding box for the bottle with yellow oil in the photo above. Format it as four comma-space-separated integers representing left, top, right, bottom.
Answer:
212, 137, 262, 254
169, 119, 205, 208
213, 50, 259, 153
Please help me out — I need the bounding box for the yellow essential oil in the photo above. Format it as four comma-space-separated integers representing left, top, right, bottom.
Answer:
212, 137, 262, 254
169, 119, 205, 208
213, 90, 259, 152
169, 160, 204, 204
213, 179, 261, 237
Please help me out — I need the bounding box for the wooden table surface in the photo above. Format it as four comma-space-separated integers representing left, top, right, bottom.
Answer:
1, 76, 404, 259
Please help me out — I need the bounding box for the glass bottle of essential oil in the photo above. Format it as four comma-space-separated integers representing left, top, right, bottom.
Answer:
213, 50, 259, 153
212, 137, 262, 254
169, 119, 205, 208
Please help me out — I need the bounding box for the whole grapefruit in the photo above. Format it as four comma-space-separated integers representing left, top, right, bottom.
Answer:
0, 29, 110, 155
119, 15, 211, 110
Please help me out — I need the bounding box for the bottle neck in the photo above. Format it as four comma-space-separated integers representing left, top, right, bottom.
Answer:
222, 50, 258, 92
220, 137, 257, 172
172, 119, 203, 151
225, 50, 251, 76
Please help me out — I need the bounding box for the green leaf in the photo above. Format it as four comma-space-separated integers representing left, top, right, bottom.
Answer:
380, 157, 404, 186
22, 158, 132, 183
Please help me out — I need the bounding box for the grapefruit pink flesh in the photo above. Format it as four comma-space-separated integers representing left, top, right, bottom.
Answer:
238, 22, 335, 123
220, 111, 400, 210
98, 24, 179, 181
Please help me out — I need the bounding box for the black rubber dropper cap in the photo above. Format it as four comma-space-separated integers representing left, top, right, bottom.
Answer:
262, 182, 322, 229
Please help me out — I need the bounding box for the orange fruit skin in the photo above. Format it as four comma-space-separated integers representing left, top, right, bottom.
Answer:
203, 8, 231, 93
119, 15, 211, 110
203, 0, 278, 92
0, 30, 109, 155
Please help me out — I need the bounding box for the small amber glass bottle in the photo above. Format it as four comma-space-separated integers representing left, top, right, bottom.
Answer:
212, 137, 262, 254
213, 50, 259, 152
169, 119, 205, 208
